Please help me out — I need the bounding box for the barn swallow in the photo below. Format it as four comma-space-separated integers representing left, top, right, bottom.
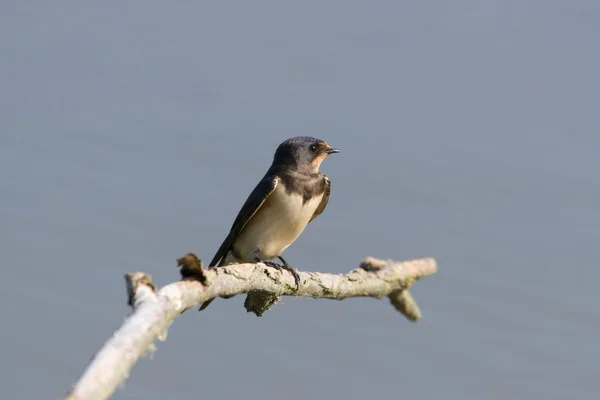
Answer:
199, 136, 339, 310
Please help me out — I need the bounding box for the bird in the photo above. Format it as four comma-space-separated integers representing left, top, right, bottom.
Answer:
199, 136, 339, 311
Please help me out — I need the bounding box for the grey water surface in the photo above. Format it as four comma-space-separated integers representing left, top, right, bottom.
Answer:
1, 2, 598, 399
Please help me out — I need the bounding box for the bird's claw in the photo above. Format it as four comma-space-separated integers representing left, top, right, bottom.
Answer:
263, 261, 301, 290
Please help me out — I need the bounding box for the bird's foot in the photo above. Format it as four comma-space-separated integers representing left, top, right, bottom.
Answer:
262, 260, 301, 290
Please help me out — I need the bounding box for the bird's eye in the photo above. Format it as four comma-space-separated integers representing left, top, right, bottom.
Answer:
309, 144, 318, 153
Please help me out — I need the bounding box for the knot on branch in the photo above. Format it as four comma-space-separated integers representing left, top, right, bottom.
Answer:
177, 253, 207, 284
244, 291, 281, 316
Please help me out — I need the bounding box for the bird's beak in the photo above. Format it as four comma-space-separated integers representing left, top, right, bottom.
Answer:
326, 147, 340, 155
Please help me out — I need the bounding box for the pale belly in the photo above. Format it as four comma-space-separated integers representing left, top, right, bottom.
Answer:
230, 186, 323, 262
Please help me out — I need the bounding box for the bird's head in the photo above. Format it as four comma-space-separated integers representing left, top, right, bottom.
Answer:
273, 136, 339, 173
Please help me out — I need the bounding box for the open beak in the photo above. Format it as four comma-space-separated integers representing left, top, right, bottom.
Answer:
326, 147, 340, 155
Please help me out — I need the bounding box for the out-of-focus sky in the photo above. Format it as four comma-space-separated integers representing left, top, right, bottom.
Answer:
1, 2, 598, 399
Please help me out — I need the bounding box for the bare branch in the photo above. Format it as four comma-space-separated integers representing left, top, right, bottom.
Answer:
63, 254, 437, 400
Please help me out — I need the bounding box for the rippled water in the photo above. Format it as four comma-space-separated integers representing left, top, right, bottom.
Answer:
1, 2, 598, 399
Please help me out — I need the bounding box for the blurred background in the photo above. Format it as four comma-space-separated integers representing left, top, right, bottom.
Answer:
1, 1, 598, 399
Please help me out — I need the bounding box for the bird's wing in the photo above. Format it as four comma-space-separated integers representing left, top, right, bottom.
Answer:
309, 175, 331, 224
209, 174, 279, 267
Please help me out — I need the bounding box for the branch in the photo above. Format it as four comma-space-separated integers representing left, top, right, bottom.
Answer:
63, 254, 437, 400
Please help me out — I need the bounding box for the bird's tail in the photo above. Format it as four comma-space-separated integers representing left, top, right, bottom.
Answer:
198, 298, 214, 311
198, 255, 230, 311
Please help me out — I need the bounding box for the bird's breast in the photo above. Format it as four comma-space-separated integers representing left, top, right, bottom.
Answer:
232, 184, 323, 261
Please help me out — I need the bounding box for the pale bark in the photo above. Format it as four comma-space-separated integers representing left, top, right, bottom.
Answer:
63, 254, 437, 400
